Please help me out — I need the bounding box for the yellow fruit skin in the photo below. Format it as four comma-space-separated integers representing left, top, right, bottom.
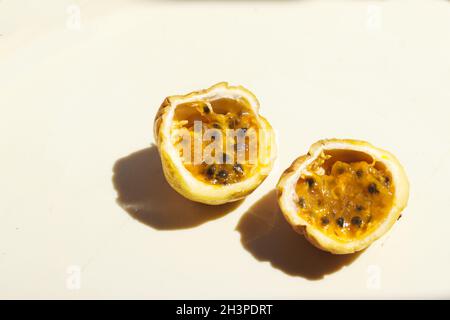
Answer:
277, 139, 409, 254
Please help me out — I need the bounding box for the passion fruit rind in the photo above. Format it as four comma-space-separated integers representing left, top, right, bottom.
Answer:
154, 82, 276, 205
277, 139, 409, 255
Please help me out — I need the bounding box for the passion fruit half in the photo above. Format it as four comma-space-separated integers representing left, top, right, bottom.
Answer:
277, 139, 409, 254
154, 82, 276, 205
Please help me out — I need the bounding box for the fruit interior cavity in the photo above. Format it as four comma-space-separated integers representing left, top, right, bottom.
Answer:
172, 98, 259, 185
295, 149, 394, 241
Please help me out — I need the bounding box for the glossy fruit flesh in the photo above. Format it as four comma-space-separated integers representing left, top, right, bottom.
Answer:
295, 152, 394, 242
172, 98, 259, 185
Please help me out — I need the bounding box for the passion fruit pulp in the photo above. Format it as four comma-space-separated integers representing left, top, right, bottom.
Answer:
173, 98, 259, 186
277, 139, 409, 254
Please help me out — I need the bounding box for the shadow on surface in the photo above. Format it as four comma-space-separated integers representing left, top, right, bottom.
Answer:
112, 145, 242, 230
236, 190, 363, 280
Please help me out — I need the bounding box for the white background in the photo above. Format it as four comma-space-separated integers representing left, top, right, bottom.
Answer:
1, 0, 449, 299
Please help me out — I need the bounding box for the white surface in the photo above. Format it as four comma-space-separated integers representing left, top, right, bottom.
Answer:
1, 0, 450, 299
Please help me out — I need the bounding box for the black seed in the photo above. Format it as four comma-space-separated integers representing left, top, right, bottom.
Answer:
217, 170, 228, 179
206, 165, 215, 177
336, 217, 345, 228
237, 127, 248, 138
397, 214, 402, 221
368, 183, 379, 194
213, 123, 221, 129
351, 216, 362, 227
233, 163, 244, 175
306, 177, 315, 188
211, 135, 216, 141
356, 205, 364, 212
321, 217, 330, 226
298, 197, 306, 208
228, 118, 237, 129
356, 169, 363, 178
384, 176, 390, 186
203, 106, 210, 114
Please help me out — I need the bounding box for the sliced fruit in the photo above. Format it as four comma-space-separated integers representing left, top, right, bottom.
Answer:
154, 82, 276, 205
277, 139, 409, 254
